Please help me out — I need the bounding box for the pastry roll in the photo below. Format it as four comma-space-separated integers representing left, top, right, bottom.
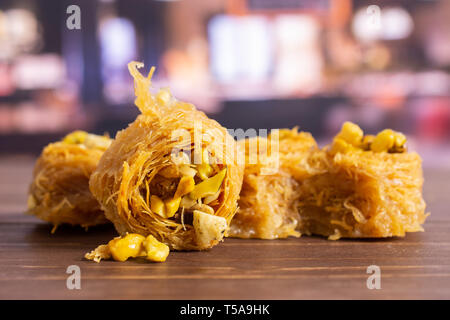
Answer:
89, 62, 244, 250
28, 131, 111, 230
229, 129, 319, 239
297, 122, 428, 239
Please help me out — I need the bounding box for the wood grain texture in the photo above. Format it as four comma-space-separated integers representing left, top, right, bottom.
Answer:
0, 156, 449, 299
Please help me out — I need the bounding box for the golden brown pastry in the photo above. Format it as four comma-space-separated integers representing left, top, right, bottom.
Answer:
297, 122, 428, 239
89, 62, 244, 250
230, 122, 427, 240
28, 131, 111, 231
229, 129, 319, 239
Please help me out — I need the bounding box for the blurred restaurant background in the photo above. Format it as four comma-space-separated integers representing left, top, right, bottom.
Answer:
0, 0, 449, 167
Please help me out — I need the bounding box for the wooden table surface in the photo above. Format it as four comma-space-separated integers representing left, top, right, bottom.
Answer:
0, 155, 449, 300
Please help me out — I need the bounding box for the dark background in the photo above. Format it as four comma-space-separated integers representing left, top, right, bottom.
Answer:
0, 0, 449, 168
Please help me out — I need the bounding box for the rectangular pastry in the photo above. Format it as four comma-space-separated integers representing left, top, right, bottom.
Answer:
229, 129, 319, 239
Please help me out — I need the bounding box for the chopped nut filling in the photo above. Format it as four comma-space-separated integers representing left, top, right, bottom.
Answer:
141, 149, 228, 244
331, 122, 407, 154
85, 233, 169, 263
62, 130, 111, 150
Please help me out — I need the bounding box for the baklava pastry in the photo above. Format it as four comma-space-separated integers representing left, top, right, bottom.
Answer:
28, 131, 112, 231
229, 129, 319, 239
297, 122, 428, 239
89, 62, 244, 250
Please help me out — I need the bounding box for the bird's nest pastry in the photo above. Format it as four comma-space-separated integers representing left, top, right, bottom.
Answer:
89, 62, 244, 251
27, 131, 112, 231
297, 122, 428, 239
